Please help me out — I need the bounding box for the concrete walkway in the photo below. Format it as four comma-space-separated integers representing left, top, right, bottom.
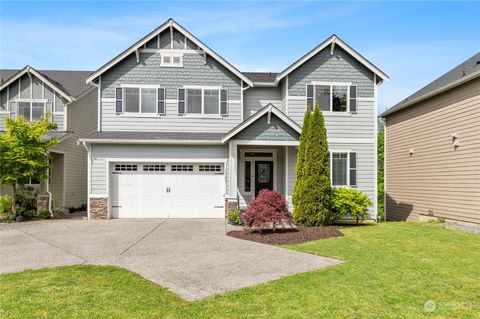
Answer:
0, 219, 341, 301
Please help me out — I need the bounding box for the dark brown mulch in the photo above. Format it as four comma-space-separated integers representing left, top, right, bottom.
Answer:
227, 226, 343, 245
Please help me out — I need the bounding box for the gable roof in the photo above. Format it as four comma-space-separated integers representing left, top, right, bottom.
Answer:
221, 103, 302, 143
381, 52, 480, 117
0, 66, 93, 100
86, 19, 253, 86
275, 34, 389, 85
243, 72, 278, 84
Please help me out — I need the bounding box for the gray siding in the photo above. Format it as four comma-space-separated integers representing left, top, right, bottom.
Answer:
289, 98, 375, 140
288, 46, 374, 97
330, 142, 376, 218
243, 87, 282, 118
90, 144, 228, 195
52, 113, 64, 131
233, 113, 299, 141
101, 53, 241, 100
0, 73, 66, 131
100, 51, 242, 132
50, 88, 98, 207
285, 143, 375, 217
101, 100, 241, 132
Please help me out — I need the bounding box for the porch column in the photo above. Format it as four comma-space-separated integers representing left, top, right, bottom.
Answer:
228, 140, 238, 198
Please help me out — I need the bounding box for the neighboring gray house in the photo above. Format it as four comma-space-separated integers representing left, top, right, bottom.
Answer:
78, 18, 389, 220
0, 66, 97, 211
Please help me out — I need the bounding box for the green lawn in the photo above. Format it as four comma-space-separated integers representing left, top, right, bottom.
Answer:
1, 222, 479, 318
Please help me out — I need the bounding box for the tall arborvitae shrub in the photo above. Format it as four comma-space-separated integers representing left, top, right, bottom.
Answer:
292, 105, 331, 226
292, 109, 312, 210
377, 120, 385, 220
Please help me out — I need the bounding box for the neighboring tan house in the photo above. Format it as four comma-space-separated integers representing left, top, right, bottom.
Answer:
0, 66, 97, 212
79, 18, 389, 220
380, 53, 480, 226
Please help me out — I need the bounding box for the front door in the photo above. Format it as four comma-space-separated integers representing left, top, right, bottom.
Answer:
255, 161, 274, 196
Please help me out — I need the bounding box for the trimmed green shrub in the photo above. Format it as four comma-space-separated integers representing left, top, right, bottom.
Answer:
292, 105, 332, 226
0, 195, 13, 214
331, 187, 373, 224
0, 212, 15, 223
35, 210, 52, 219
226, 210, 242, 225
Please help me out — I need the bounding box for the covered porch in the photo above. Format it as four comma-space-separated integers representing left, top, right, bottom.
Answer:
222, 104, 301, 211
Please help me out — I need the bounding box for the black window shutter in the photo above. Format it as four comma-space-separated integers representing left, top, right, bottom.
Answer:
349, 152, 357, 187
220, 89, 228, 115
157, 88, 166, 114
115, 87, 123, 113
349, 86, 357, 113
178, 88, 185, 114
306, 84, 314, 110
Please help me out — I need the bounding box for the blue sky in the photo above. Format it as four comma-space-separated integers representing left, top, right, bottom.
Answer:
1, 1, 479, 113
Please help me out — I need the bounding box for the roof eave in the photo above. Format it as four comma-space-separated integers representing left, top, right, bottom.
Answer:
380, 69, 480, 118
275, 35, 389, 84
78, 138, 223, 145
221, 104, 302, 143
86, 19, 253, 87
1, 66, 74, 102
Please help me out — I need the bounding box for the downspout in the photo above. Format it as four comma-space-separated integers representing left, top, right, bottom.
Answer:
46, 151, 53, 218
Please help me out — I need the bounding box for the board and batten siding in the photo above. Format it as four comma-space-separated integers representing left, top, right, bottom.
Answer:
243, 87, 283, 118
385, 77, 480, 224
100, 51, 243, 132
50, 88, 98, 208
0, 73, 65, 131
90, 144, 229, 195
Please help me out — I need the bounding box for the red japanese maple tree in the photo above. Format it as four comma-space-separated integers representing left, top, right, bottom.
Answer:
242, 189, 293, 232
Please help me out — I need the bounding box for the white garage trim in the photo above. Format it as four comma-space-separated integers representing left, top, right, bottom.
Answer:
106, 158, 227, 219
104, 158, 227, 163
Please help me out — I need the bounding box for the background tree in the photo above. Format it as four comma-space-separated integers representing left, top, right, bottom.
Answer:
0, 115, 57, 215
377, 119, 385, 220
292, 104, 331, 226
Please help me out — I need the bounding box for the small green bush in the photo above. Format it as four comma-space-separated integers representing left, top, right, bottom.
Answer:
331, 187, 373, 224
226, 210, 242, 225
16, 207, 35, 220
0, 212, 15, 223
0, 195, 13, 213
35, 210, 52, 219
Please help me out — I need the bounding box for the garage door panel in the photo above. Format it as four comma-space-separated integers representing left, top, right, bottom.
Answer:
111, 163, 225, 218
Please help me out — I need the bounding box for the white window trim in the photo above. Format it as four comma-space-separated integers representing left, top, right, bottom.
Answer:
308, 81, 352, 113
16, 100, 47, 121
160, 52, 184, 67
121, 85, 164, 115
184, 86, 222, 117
330, 150, 351, 187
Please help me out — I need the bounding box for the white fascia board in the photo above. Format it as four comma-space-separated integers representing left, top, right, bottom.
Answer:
0, 66, 74, 102
78, 138, 223, 145
221, 104, 302, 143
85, 19, 253, 87
275, 35, 389, 84
380, 69, 480, 118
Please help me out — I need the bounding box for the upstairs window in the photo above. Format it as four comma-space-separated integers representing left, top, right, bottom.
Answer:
18, 101, 45, 121
122, 87, 165, 114
307, 83, 356, 112
186, 88, 220, 115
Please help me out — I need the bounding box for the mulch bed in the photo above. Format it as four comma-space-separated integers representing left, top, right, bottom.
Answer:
227, 226, 343, 245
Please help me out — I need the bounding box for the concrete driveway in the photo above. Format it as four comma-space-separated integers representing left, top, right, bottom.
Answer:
0, 219, 341, 301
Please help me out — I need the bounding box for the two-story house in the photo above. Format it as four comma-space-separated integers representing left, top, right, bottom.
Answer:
0, 67, 97, 211
79, 18, 388, 220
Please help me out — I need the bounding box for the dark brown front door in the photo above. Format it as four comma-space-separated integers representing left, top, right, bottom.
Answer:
255, 161, 273, 196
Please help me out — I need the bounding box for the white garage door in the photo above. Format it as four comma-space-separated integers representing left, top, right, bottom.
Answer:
111, 163, 225, 218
